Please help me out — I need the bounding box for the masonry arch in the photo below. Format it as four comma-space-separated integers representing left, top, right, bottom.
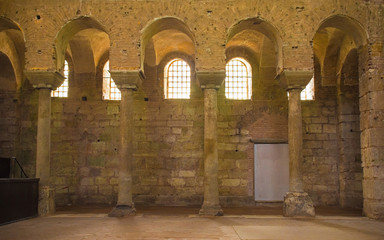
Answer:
0, 17, 25, 158
312, 14, 368, 209
0, 17, 25, 90
226, 18, 283, 102
140, 17, 196, 99
54, 16, 110, 100
140, 17, 196, 74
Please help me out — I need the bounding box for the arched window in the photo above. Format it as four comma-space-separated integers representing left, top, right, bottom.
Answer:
225, 58, 252, 100
102, 60, 121, 100
52, 60, 69, 97
164, 59, 191, 99
301, 76, 315, 100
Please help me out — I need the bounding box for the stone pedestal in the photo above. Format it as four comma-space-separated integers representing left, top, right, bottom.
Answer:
197, 71, 225, 216
38, 186, 56, 216
283, 192, 315, 217
108, 70, 140, 217
108, 204, 136, 217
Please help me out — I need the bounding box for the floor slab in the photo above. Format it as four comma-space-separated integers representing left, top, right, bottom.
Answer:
0, 206, 382, 240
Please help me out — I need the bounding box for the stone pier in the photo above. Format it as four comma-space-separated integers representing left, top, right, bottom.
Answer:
25, 71, 64, 216
276, 70, 315, 217
108, 70, 140, 217
197, 71, 225, 216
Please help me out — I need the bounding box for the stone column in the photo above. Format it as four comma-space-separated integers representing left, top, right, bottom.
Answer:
108, 70, 140, 217
197, 71, 225, 216
360, 43, 384, 219
25, 71, 64, 216
287, 88, 305, 193
275, 70, 315, 217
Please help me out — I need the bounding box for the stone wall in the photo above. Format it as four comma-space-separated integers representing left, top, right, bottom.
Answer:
0, 53, 18, 160
51, 99, 120, 206
0, 0, 383, 218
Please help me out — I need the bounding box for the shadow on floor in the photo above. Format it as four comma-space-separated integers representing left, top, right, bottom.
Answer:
55, 205, 363, 217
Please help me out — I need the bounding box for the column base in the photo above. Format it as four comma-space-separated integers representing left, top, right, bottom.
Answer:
108, 204, 136, 217
283, 192, 315, 217
199, 204, 223, 216
38, 186, 55, 216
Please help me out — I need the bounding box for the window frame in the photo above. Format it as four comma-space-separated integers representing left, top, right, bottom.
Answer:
225, 57, 252, 100
51, 60, 69, 98
164, 58, 192, 100
102, 60, 121, 101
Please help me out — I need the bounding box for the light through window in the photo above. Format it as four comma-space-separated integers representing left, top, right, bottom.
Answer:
52, 60, 69, 97
301, 76, 315, 100
103, 61, 121, 100
225, 58, 252, 100
164, 59, 191, 99
286, 76, 315, 100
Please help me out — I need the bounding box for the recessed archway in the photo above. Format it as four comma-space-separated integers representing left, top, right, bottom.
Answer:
54, 17, 110, 100
0, 17, 25, 160
313, 14, 368, 209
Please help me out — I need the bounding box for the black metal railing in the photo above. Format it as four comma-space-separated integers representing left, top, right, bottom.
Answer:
0, 157, 28, 178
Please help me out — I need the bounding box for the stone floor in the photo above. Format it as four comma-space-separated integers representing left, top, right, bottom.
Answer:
1, 206, 384, 240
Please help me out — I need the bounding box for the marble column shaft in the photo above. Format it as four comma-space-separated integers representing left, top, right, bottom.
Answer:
197, 71, 225, 216
201, 88, 221, 212
36, 88, 52, 187
117, 88, 134, 207
287, 88, 304, 192
108, 70, 140, 217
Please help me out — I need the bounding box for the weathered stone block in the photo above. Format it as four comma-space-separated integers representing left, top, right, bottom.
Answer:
323, 124, 337, 133
283, 192, 315, 217
308, 124, 322, 133
168, 178, 185, 187
81, 177, 94, 186
221, 179, 240, 187
99, 185, 113, 195
95, 177, 107, 185
179, 170, 195, 177
172, 128, 182, 134
38, 186, 55, 216
109, 177, 119, 185
88, 156, 105, 167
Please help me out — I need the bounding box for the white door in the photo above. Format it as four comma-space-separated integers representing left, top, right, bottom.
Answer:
254, 144, 289, 201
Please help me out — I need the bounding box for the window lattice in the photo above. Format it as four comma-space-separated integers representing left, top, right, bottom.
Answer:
103, 61, 121, 100
225, 58, 252, 100
164, 59, 191, 99
52, 60, 69, 97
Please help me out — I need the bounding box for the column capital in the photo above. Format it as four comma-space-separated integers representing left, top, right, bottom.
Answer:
109, 70, 141, 90
275, 69, 313, 91
197, 70, 225, 89
24, 70, 65, 90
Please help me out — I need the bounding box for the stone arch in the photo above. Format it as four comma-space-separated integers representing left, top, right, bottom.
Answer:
317, 15, 368, 48
226, 18, 284, 101
54, 16, 109, 73
0, 17, 25, 158
0, 17, 25, 90
54, 16, 110, 100
313, 14, 368, 86
140, 16, 196, 76
312, 14, 368, 209
226, 17, 283, 71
